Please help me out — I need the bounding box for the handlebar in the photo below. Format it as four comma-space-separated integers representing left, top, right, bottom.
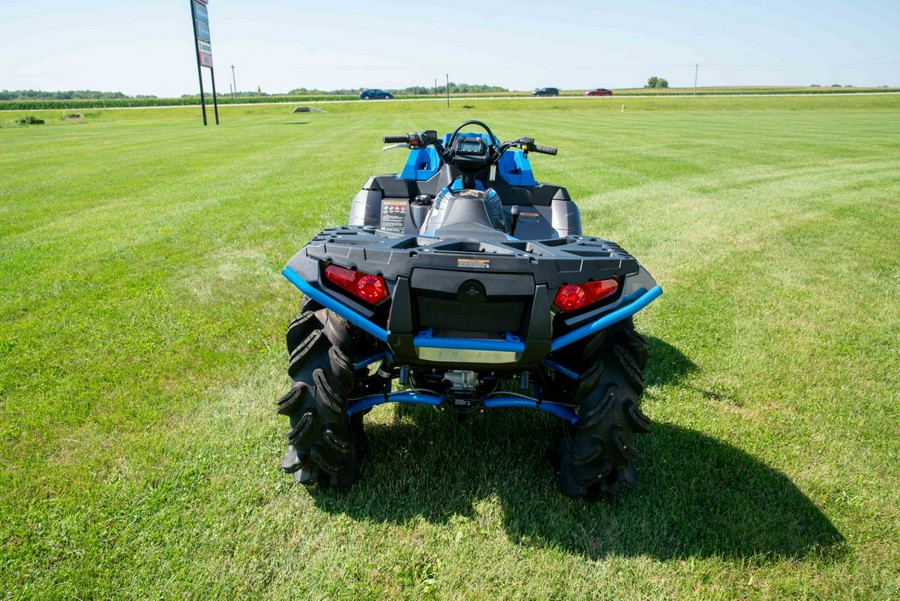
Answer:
512, 136, 557, 156
381, 126, 558, 171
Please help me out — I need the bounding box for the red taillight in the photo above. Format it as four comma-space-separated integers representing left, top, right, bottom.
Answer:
555, 285, 587, 312
356, 274, 387, 304
553, 278, 618, 312
325, 265, 389, 304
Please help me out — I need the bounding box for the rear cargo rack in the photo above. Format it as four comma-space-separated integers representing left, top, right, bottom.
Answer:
301, 225, 639, 288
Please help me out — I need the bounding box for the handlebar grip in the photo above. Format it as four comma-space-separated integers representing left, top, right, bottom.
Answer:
533, 144, 557, 155
383, 135, 409, 143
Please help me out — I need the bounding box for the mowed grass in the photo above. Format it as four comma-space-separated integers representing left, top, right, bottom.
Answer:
1, 95, 898, 599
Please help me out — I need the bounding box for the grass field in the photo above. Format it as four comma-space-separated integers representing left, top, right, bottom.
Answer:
1, 95, 898, 599
3, 86, 898, 111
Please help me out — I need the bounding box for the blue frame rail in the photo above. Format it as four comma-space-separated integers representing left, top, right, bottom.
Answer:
347, 390, 443, 416
551, 286, 663, 351
282, 266, 389, 342
413, 329, 526, 353
347, 390, 579, 423
541, 359, 579, 380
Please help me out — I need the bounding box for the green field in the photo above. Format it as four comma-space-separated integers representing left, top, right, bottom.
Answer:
1, 95, 898, 599
2, 86, 898, 111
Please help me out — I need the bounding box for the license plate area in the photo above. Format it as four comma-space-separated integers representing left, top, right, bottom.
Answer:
416, 347, 518, 364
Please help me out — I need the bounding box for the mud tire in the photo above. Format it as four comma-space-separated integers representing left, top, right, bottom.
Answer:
277, 306, 364, 489
552, 318, 652, 500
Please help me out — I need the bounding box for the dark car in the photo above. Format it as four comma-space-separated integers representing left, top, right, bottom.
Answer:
531, 87, 560, 97
359, 89, 393, 100
585, 88, 613, 96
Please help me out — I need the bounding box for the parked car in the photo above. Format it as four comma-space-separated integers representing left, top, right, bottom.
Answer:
359, 89, 393, 100
585, 88, 613, 96
531, 87, 560, 97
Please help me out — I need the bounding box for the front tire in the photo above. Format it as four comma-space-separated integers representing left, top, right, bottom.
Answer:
276, 306, 364, 488
551, 318, 652, 499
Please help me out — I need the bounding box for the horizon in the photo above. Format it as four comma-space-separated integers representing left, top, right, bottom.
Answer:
3, 83, 899, 99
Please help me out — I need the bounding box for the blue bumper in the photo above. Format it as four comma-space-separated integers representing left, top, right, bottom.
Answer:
283, 265, 661, 359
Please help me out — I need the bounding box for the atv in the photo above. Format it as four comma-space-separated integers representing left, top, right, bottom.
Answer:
277, 120, 662, 499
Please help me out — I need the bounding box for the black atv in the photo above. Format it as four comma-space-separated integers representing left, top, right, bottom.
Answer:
277, 120, 662, 499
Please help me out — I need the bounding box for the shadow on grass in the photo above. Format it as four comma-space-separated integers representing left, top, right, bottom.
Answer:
643, 336, 698, 388
310, 337, 842, 561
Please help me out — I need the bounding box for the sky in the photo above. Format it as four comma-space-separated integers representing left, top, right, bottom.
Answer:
1, 0, 898, 96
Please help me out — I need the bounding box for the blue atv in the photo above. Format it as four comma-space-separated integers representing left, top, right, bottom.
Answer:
277, 120, 662, 499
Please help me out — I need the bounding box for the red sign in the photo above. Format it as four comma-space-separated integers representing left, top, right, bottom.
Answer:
198, 40, 213, 68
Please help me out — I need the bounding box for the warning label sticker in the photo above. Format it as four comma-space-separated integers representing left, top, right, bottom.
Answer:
457, 258, 491, 269
380, 200, 407, 232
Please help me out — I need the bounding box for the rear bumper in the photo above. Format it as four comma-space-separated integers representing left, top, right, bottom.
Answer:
283, 265, 662, 367
284, 227, 662, 370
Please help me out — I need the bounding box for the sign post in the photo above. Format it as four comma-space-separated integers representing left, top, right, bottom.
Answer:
190, 0, 219, 125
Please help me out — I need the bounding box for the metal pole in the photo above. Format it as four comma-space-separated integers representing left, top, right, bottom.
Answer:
434, 78, 437, 99
210, 66, 220, 124
446, 73, 449, 108
189, 0, 207, 125
694, 64, 699, 95
231, 64, 237, 99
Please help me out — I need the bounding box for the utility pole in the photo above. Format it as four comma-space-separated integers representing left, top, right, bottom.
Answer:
694, 64, 699, 95
231, 64, 237, 99
446, 73, 450, 108
434, 78, 437, 99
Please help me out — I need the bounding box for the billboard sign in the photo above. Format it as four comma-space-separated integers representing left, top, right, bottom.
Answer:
189, 0, 217, 125
195, 19, 211, 43
194, 2, 208, 23
191, 0, 212, 66
198, 40, 213, 67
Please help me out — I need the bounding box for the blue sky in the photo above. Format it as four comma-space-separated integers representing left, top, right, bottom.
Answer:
1, 0, 897, 95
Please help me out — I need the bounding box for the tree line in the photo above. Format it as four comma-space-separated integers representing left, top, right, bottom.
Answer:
1, 83, 510, 102
288, 83, 509, 95
0, 90, 160, 101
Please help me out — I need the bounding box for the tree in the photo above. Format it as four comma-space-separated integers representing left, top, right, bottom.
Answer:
645, 77, 669, 89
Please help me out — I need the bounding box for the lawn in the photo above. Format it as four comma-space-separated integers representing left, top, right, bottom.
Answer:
1, 95, 898, 599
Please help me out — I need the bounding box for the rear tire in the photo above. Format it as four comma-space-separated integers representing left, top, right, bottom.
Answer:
277, 306, 365, 489
551, 318, 651, 499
